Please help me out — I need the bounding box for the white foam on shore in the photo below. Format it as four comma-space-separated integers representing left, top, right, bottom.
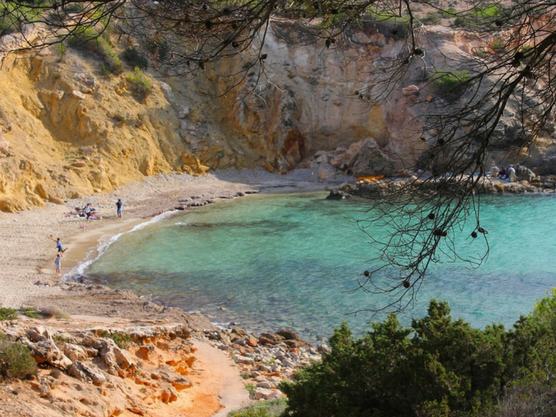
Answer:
63, 210, 178, 281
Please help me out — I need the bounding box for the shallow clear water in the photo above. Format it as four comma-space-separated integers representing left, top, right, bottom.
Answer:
82, 192, 556, 343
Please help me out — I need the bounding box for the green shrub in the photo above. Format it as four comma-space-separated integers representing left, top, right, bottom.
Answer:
67, 26, 122, 74
451, 3, 511, 30
0, 308, 17, 321
440, 8, 458, 18
55, 42, 66, 62
491, 40, 508, 54
113, 113, 127, 123
100, 330, 133, 349
369, 12, 410, 39
281, 291, 556, 417
473, 49, 490, 59
126, 67, 152, 102
0, 333, 36, 379
144, 37, 170, 62
453, 15, 468, 27
281, 300, 507, 417
421, 11, 441, 25
430, 69, 471, 102
20, 307, 38, 318
122, 47, 149, 70
228, 398, 287, 417
0, 2, 41, 34
62, 2, 84, 13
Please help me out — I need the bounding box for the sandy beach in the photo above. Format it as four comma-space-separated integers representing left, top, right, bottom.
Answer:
1, 168, 349, 308
0, 168, 352, 416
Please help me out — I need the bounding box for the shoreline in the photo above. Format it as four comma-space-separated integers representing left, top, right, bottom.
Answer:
56, 172, 351, 286
2, 166, 354, 315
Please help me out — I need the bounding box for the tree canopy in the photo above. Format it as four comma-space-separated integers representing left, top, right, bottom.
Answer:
281, 292, 556, 416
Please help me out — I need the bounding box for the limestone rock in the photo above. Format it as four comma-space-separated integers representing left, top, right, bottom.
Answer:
63, 343, 88, 362
0, 138, 9, 154
48, 195, 65, 205
27, 339, 73, 370
71, 90, 87, 100
34, 183, 48, 199
178, 106, 190, 118
331, 138, 397, 177
317, 163, 336, 180
402, 85, 420, 96
181, 151, 209, 175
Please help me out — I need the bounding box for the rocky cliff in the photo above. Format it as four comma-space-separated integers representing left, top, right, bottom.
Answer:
1, 21, 556, 212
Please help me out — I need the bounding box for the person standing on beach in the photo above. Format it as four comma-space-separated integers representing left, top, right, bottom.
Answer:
116, 198, 123, 219
55, 253, 62, 275
50, 236, 67, 253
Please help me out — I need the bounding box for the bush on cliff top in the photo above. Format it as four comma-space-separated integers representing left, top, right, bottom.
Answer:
126, 67, 152, 102
0, 308, 17, 321
0, 333, 36, 380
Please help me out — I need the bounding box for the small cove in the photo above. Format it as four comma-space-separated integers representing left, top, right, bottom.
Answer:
81, 191, 556, 343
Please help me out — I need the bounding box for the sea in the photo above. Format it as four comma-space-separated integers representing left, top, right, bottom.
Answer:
75, 191, 556, 344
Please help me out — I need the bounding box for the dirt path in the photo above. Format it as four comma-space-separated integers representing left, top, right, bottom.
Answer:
190, 340, 253, 417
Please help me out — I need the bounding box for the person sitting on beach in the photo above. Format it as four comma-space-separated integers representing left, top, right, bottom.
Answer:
499, 167, 507, 180
84, 203, 93, 220
50, 236, 67, 253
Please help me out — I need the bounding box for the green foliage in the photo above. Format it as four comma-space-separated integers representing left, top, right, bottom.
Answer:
365, 9, 410, 39
113, 113, 127, 123
0, 1, 41, 34
122, 47, 149, 70
61, 2, 84, 13
0, 333, 36, 379
20, 307, 38, 318
228, 398, 287, 417
55, 42, 66, 62
126, 67, 152, 102
53, 334, 70, 345
100, 330, 133, 349
473, 49, 490, 59
451, 3, 511, 30
0, 308, 17, 321
491, 40, 507, 54
453, 15, 467, 28
281, 300, 509, 417
421, 11, 442, 26
440, 8, 458, 19
430, 70, 471, 102
245, 383, 256, 398
67, 26, 122, 74
144, 36, 170, 62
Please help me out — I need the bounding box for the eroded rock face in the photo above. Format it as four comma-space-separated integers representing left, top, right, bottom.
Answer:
0, 322, 203, 417
1, 22, 555, 211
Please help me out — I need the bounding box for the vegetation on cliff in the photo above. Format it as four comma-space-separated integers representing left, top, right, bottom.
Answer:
280, 291, 556, 417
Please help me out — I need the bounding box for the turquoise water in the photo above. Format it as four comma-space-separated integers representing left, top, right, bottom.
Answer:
82, 192, 556, 343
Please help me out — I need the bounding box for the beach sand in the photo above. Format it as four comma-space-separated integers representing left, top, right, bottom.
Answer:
0, 168, 352, 415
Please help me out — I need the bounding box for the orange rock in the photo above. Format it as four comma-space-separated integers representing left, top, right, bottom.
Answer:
246, 338, 258, 347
